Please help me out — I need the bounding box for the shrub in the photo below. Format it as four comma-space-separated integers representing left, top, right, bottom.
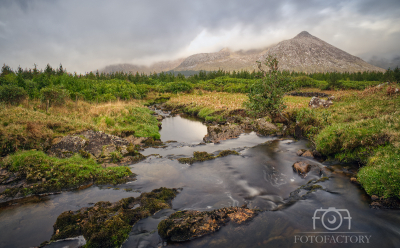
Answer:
244, 56, 292, 119
164, 81, 193, 93
40, 86, 69, 106
0, 85, 28, 104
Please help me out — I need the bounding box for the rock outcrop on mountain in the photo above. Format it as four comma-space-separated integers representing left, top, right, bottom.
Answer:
100, 31, 385, 74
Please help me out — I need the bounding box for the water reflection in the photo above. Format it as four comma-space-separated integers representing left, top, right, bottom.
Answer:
159, 115, 207, 144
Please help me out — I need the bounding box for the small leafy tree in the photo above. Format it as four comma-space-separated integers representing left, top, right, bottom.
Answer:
40, 86, 69, 106
244, 55, 292, 120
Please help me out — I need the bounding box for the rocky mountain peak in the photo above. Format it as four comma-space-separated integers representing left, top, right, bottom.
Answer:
294, 31, 314, 39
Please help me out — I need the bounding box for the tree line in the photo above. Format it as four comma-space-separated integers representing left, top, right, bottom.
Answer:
0, 63, 399, 106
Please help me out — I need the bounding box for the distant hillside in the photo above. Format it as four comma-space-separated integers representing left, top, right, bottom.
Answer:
99, 31, 385, 74
101, 58, 185, 74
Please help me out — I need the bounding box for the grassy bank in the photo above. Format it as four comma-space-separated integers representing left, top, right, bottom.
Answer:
293, 85, 400, 199
0, 99, 160, 156
0, 100, 160, 199
1, 150, 133, 198
163, 91, 313, 122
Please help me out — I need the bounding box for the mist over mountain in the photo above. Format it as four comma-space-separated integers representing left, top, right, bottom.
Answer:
101, 58, 185, 75
100, 31, 385, 74
368, 56, 400, 70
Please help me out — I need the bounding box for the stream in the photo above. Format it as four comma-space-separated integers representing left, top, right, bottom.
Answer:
0, 113, 399, 248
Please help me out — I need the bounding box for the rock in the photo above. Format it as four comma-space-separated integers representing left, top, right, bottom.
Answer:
301, 150, 314, 158
47, 130, 130, 160
158, 207, 257, 242
371, 195, 379, 201
253, 118, 278, 134
350, 177, 359, 184
386, 86, 400, 96
47, 136, 88, 158
327, 95, 335, 101
80, 130, 129, 158
308, 96, 333, 108
292, 161, 311, 175
296, 149, 306, 156
203, 124, 244, 143
370, 201, 382, 209
178, 150, 239, 165
125, 135, 146, 145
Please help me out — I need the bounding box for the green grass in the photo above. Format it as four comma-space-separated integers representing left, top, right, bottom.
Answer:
0, 100, 161, 156
1, 150, 133, 197
292, 85, 400, 198
93, 106, 160, 139
358, 145, 400, 198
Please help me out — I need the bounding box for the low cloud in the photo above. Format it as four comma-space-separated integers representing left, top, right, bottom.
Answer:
0, 0, 399, 73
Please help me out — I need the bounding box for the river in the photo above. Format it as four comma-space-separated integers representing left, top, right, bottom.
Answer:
0, 114, 399, 248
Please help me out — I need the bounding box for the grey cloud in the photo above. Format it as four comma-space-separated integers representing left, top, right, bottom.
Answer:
0, 0, 399, 73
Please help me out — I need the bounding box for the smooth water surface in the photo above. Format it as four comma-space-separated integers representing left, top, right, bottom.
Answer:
0, 114, 399, 248
159, 115, 207, 144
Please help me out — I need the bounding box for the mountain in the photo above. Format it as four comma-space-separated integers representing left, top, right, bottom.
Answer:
99, 31, 385, 74
101, 58, 185, 74
257, 31, 385, 73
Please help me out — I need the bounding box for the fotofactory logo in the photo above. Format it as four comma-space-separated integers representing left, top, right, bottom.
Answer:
295, 207, 372, 244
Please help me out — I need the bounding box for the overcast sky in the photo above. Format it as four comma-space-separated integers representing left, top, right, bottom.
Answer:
0, 0, 399, 73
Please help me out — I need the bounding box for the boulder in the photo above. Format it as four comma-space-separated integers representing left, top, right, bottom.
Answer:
253, 118, 278, 135
308, 96, 333, 108
301, 150, 314, 158
292, 161, 311, 175
203, 124, 245, 143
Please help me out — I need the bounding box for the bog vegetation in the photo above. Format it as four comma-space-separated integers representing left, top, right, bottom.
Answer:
1, 62, 400, 200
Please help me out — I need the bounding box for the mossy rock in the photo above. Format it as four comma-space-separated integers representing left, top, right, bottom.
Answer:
49, 187, 179, 248
158, 207, 258, 242
178, 150, 239, 165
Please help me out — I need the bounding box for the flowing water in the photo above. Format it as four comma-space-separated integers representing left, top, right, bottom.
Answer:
0, 114, 399, 248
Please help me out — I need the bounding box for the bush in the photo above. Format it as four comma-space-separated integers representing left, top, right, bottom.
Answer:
0, 85, 28, 104
164, 81, 193, 93
40, 86, 69, 106
244, 56, 292, 119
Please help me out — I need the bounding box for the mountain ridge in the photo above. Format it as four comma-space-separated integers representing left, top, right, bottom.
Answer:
99, 31, 385, 74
